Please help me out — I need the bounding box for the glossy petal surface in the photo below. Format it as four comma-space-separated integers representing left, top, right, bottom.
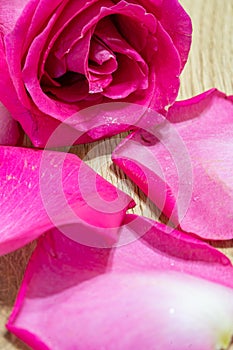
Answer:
7, 215, 233, 350
0, 146, 134, 255
0, 0, 192, 147
113, 89, 233, 240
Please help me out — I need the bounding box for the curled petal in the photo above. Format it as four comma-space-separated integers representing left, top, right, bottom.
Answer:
1, 0, 191, 147
157, 0, 192, 70
0, 146, 134, 255
0, 36, 31, 140
7, 215, 233, 349
113, 89, 233, 240
0, 103, 22, 145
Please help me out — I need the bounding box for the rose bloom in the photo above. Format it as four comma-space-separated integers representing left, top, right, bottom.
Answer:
0, 0, 191, 147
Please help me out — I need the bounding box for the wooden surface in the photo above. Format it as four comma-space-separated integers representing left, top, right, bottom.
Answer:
1, 0, 233, 349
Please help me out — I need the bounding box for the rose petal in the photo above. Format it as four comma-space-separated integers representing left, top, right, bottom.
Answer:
65, 31, 92, 77
114, 14, 150, 53
44, 52, 67, 79
130, 0, 192, 70
158, 0, 192, 70
53, 1, 156, 60
0, 102, 22, 146
103, 54, 148, 99
0, 36, 31, 140
89, 36, 114, 65
0, 146, 134, 255
88, 73, 113, 93
44, 78, 89, 103
41, 0, 99, 80
7, 215, 233, 349
94, 16, 149, 69
148, 22, 181, 110
2, 0, 191, 147
21, 5, 78, 118
21, 1, 151, 121
113, 89, 233, 240
0, 0, 30, 35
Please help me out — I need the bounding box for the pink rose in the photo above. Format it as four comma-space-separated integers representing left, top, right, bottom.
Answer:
0, 0, 192, 147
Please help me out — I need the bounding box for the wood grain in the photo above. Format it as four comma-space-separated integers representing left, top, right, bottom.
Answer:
0, 0, 233, 348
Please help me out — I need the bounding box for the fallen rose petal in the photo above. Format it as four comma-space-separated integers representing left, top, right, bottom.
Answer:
0, 146, 134, 255
0, 0, 192, 147
113, 89, 233, 240
7, 215, 233, 350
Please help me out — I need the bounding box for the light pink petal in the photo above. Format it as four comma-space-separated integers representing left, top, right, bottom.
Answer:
0, 146, 134, 255
7, 216, 233, 349
113, 89, 233, 240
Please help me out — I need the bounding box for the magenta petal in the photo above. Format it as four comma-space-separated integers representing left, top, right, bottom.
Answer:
131, 0, 192, 70
65, 31, 92, 76
113, 89, 233, 240
2, 0, 191, 148
45, 52, 67, 79
7, 216, 233, 350
0, 103, 21, 146
88, 36, 118, 75
0, 36, 32, 140
149, 22, 181, 110
0, 0, 29, 35
158, 0, 192, 70
0, 146, 134, 255
44, 79, 89, 103
103, 55, 148, 99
